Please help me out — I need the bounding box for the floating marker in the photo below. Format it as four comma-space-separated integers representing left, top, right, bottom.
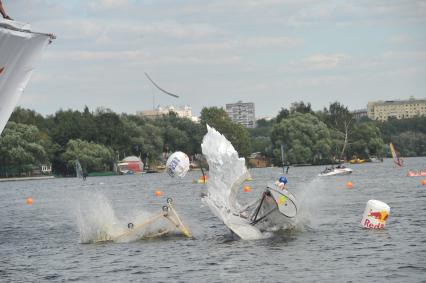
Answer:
422, 180, 426, 186
243, 186, 251, 193
346, 181, 353, 189
26, 198, 33, 205
361, 200, 390, 229
166, 151, 190, 178
154, 190, 162, 196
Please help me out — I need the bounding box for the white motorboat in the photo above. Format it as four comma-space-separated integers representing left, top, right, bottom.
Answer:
318, 165, 353, 176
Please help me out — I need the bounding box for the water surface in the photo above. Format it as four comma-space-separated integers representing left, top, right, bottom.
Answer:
1, 158, 425, 282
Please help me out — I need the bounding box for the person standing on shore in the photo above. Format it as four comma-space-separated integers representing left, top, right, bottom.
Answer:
0, 0, 12, 20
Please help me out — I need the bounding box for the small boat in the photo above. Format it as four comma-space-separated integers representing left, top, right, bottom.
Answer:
349, 158, 366, 164
238, 183, 298, 233
318, 165, 353, 176
95, 198, 191, 243
406, 170, 426, 177
369, 156, 383, 163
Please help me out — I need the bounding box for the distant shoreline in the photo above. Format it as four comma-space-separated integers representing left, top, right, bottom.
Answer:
0, 176, 55, 182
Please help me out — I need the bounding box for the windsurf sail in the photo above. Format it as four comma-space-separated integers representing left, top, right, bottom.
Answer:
0, 19, 55, 135
390, 143, 403, 167
75, 159, 83, 178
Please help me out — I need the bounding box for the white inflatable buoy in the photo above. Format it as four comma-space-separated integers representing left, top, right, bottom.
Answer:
360, 200, 390, 229
166, 151, 190, 178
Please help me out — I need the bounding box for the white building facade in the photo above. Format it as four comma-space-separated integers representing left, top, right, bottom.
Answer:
137, 105, 198, 122
225, 101, 256, 128
367, 98, 426, 121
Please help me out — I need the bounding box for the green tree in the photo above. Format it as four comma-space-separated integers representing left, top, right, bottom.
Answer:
152, 112, 204, 155
348, 122, 385, 159
276, 108, 290, 123
47, 109, 85, 147
9, 107, 46, 131
270, 113, 332, 164
0, 122, 48, 176
60, 139, 115, 175
392, 131, 426, 157
251, 136, 271, 154
139, 123, 164, 167
321, 102, 354, 160
290, 101, 313, 114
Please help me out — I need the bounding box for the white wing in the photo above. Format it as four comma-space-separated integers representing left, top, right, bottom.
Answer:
0, 19, 53, 134
201, 125, 262, 239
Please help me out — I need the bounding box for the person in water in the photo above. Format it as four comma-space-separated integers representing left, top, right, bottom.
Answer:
82, 169, 88, 180
0, 0, 12, 20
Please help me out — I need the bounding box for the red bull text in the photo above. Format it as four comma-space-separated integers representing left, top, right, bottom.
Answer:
363, 210, 389, 229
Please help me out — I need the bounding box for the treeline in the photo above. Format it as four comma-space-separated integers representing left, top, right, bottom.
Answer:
0, 106, 248, 177
0, 102, 425, 177
251, 101, 426, 165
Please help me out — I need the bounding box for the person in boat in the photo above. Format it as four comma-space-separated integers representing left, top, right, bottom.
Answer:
275, 176, 288, 190
0, 0, 12, 20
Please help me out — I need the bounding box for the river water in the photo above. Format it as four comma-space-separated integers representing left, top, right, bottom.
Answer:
1, 157, 425, 282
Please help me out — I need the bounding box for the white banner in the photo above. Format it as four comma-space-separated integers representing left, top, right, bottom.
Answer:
0, 19, 52, 134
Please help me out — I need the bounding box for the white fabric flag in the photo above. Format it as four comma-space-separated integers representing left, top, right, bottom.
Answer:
0, 19, 52, 134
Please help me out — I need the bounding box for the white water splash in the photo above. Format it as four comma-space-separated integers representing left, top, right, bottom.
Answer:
74, 192, 169, 243
292, 177, 328, 230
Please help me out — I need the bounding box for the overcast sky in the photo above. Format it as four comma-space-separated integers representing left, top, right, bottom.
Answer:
6, 0, 426, 118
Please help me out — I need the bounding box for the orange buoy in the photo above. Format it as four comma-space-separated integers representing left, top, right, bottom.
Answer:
346, 181, 353, 189
243, 186, 251, 192
26, 197, 33, 205
154, 190, 162, 196
422, 180, 426, 186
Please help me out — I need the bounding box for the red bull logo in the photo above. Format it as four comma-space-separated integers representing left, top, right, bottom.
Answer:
368, 210, 388, 222
363, 209, 389, 229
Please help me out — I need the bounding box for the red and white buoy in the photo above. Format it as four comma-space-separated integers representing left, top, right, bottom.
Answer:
360, 200, 390, 229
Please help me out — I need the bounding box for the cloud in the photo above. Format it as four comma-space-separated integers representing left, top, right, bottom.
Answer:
43, 50, 242, 67
179, 36, 302, 54
382, 51, 426, 61
239, 36, 302, 48
284, 53, 351, 71
87, 0, 129, 10
44, 50, 147, 61
287, 1, 426, 27
388, 34, 413, 44
302, 54, 350, 70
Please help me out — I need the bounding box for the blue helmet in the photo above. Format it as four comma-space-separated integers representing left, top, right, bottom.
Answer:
279, 176, 288, 184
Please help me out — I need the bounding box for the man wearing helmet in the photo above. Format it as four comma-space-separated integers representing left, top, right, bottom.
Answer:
276, 176, 288, 190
